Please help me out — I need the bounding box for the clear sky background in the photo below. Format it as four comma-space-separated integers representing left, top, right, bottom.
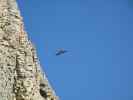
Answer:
17, 0, 133, 100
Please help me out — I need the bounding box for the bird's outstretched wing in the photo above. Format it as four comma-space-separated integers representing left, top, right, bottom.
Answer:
56, 49, 68, 56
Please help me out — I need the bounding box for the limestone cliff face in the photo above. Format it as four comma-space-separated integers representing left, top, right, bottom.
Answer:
0, 0, 58, 100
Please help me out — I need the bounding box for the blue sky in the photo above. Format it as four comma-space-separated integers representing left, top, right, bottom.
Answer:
17, 0, 133, 100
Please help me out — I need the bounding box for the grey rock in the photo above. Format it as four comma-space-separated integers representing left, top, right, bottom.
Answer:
0, 0, 58, 100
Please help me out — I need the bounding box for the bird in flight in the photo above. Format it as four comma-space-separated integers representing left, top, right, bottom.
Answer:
56, 48, 68, 56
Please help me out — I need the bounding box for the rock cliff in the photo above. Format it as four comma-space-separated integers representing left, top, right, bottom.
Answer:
0, 0, 58, 100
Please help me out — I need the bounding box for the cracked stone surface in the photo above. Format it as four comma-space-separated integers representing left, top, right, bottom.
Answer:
0, 0, 58, 100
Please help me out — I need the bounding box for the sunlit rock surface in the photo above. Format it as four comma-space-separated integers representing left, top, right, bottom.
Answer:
0, 0, 58, 100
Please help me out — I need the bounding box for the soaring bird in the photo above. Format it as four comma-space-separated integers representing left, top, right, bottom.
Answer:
56, 48, 68, 56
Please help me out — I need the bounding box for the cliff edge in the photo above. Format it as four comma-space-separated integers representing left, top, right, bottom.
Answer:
0, 0, 58, 100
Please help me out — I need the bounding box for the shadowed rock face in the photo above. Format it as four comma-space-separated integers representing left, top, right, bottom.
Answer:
0, 0, 58, 100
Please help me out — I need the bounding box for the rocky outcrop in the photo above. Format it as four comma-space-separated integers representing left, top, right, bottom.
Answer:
0, 0, 58, 100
